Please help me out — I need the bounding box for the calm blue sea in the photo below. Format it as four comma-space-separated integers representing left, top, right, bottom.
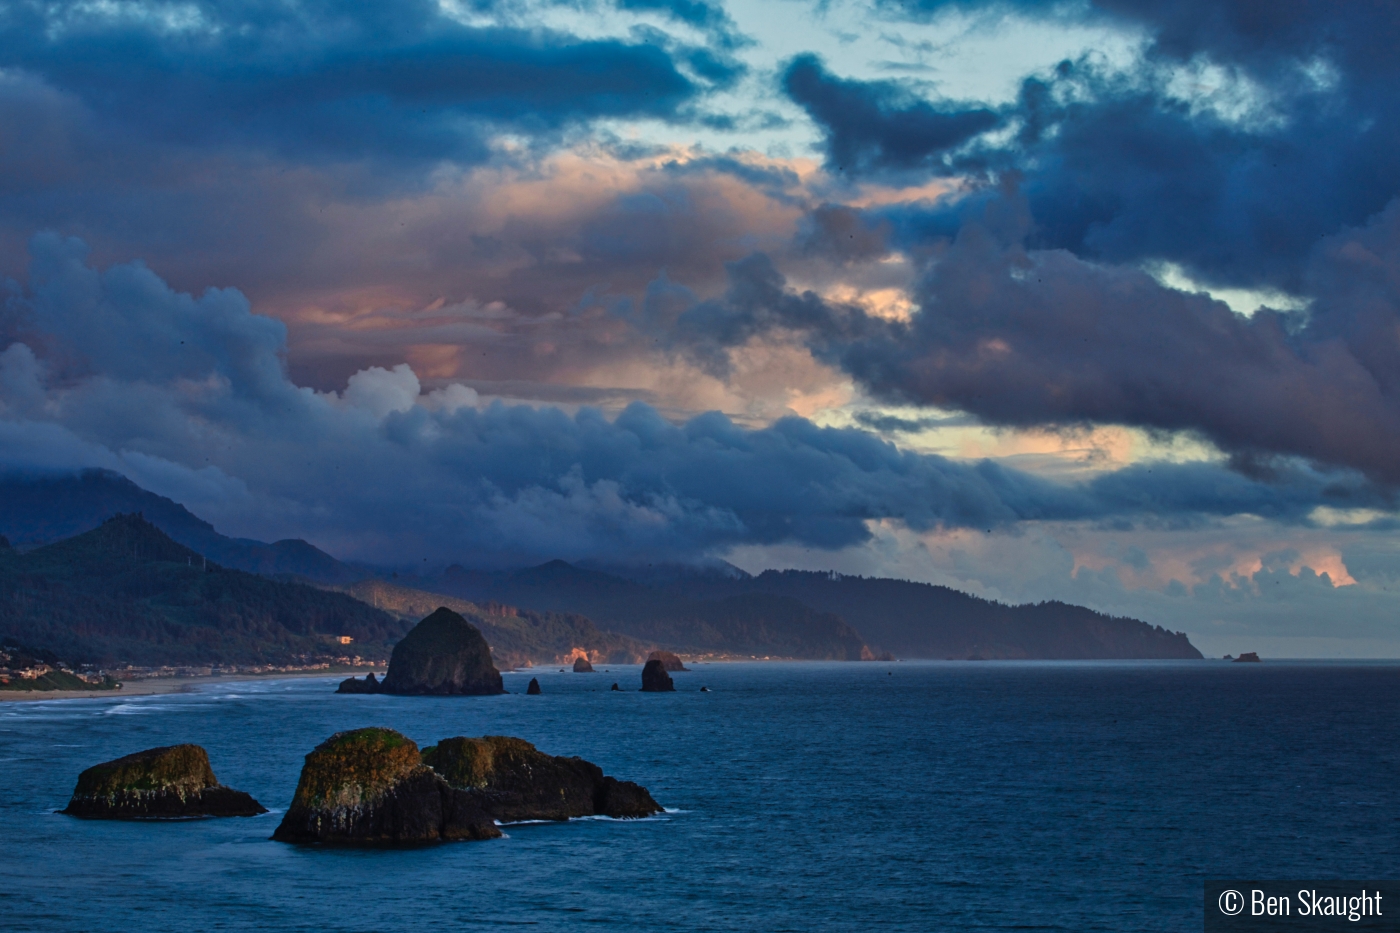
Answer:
0, 661, 1395, 932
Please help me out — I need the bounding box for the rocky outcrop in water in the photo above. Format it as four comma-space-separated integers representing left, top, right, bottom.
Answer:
640, 659, 675, 692
273, 728, 662, 846
572, 656, 594, 672
61, 744, 266, 819
422, 736, 662, 820
378, 608, 504, 696
336, 672, 381, 694
526, 677, 541, 694
646, 650, 688, 672
1233, 652, 1262, 663
271, 729, 500, 845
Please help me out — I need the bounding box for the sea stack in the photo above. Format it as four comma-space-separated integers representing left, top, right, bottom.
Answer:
336, 672, 381, 694
526, 677, 541, 695
640, 659, 675, 692
61, 745, 266, 819
272, 728, 499, 845
422, 736, 663, 820
646, 650, 688, 672
1233, 652, 1262, 663
572, 656, 595, 673
378, 608, 505, 696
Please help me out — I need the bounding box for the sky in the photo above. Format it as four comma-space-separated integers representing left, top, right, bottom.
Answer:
2, 0, 1400, 655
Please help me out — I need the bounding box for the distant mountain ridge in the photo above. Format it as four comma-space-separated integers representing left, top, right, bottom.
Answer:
0, 470, 360, 582
434, 560, 873, 660
430, 561, 1202, 661
0, 470, 1204, 663
338, 579, 649, 668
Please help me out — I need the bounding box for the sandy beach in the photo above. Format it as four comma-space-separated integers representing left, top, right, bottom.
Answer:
0, 668, 383, 703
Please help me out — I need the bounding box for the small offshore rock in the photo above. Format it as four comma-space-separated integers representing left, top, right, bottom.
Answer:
336, 672, 381, 694
699, 687, 710, 692
526, 677, 541, 695
62, 744, 266, 819
1233, 652, 1262, 663
640, 659, 675, 692
272, 728, 499, 845
646, 650, 688, 672
379, 608, 505, 696
572, 657, 595, 673
422, 736, 662, 821
610, 682, 620, 691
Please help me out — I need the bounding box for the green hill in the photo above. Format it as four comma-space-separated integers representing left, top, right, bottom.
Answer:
0, 514, 406, 667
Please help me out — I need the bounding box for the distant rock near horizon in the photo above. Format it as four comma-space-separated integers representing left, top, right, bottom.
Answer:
647, 650, 688, 672
572, 656, 594, 673
336, 672, 382, 694
61, 744, 266, 819
1233, 652, 1262, 663
641, 659, 675, 692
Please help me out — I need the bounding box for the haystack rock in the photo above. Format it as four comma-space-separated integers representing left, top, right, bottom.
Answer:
379, 608, 504, 696
646, 650, 688, 672
640, 659, 675, 692
526, 678, 541, 695
572, 657, 595, 673
61, 744, 266, 819
422, 736, 662, 821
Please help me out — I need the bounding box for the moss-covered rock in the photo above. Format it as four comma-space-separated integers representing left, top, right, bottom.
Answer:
640, 659, 675, 692
272, 728, 499, 845
421, 735, 662, 821
379, 608, 504, 696
61, 744, 266, 819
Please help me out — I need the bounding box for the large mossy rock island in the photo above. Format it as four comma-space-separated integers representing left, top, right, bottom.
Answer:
422, 736, 662, 822
61, 745, 266, 819
272, 729, 499, 845
337, 607, 504, 696
273, 728, 661, 846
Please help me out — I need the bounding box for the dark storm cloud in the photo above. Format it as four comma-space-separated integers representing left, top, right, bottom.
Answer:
0, 0, 707, 165
851, 410, 978, 433
829, 0, 1400, 293
0, 236, 1377, 565
781, 54, 1000, 175
797, 205, 894, 263
660, 192, 1400, 485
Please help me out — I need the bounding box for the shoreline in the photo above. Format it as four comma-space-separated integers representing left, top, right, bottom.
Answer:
0, 668, 383, 703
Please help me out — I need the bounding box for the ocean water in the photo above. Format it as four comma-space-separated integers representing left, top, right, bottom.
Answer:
0, 661, 1396, 932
